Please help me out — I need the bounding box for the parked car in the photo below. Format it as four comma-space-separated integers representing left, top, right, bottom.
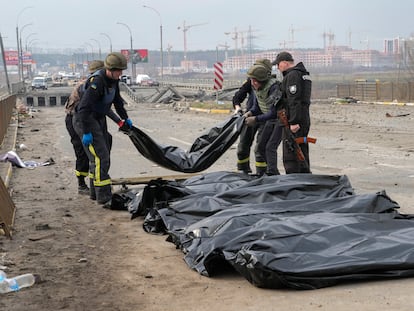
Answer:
136, 74, 159, 87
31, 77, 48, 90
140, 76, 160, 87
120, 75, 132, 85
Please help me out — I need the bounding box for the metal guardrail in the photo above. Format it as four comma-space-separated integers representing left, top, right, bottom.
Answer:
160, 77, 243, 90
120, 79, 243, 104
0, 95, 16, 147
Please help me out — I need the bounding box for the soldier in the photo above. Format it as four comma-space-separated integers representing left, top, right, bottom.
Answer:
73, 52, 133, 205
64, 60, 105, 195
233, 59, 278, 174
243, 62, 283, 176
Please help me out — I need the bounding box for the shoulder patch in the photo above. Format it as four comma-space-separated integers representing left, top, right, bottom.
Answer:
289, 85, 297, 94
90, 83, 97, 90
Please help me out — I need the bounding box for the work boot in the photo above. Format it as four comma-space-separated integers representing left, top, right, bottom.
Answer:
89, 179, 96, 201
256, 166, 267, 177
266, 168, 281, 176
78, 184, 89, 195
96, 185, 112, 205
237, 162, 252, 174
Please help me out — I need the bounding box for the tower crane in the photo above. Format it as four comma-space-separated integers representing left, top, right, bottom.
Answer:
225, 27, 239, 57
288, 24, 311, 49
177, 21, 208, 60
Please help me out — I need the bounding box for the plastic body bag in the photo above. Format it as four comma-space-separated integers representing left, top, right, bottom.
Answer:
123, 114, 245, 173
130, 172, 414, 290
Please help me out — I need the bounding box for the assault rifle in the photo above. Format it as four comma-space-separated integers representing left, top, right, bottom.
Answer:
277, 109, 316, 167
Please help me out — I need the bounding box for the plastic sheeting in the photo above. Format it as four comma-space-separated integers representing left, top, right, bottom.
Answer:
132, 171, 414, 290
123, 114, 245, 173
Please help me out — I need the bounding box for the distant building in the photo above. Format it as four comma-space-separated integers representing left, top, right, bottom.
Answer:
223, 44, 400, 71
180, 60, 207, 72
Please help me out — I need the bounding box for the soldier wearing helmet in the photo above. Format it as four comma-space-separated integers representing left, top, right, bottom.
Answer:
232, 58, 278, 175
243, 61, 283, 176
72, 52, 133, 206
64, 60, 103, 194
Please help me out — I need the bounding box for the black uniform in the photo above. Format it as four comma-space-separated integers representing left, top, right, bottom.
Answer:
280, 62, 312, 173
65, 82, 89, 189
232, 79, 264, 173
248, 80, 283, 175
73, 69, 129, 204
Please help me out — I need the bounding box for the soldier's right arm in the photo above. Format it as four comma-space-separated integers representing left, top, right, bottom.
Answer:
232, 79, 252, 109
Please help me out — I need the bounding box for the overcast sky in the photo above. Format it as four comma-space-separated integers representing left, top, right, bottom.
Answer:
1, 0, 412, 54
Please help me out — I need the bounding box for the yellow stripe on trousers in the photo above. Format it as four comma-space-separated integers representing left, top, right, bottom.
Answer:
88, 144, 111, 187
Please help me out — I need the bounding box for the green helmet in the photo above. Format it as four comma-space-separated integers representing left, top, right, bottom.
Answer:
254, 58, 272, 73
104, 52, 128, 70
88, 60, 104, 73
247, 64, 270, 82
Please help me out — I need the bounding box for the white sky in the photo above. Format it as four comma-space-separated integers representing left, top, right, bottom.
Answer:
0, 0, 412, 54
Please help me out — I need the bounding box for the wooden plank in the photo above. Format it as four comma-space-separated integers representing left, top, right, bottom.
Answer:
112, 173, 199, 185
0, 176, 16, 238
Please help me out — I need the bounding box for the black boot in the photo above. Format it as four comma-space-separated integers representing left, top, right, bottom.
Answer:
96, 185, 112, 205
256, 166, 267, 177
237, 162, 252, 174
266, 168, 280, 176
78, 177, 89, 195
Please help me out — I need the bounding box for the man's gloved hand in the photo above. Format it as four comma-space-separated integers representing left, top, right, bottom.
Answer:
82, 133, 93, 146
118, 119, 132, 132
245, 116, 257, 127
125, 118, 133, 128
243, 111, 253, 118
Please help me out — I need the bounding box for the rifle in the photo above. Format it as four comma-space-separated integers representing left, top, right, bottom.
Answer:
295, 136, 317, 144
277, 109, 316, 166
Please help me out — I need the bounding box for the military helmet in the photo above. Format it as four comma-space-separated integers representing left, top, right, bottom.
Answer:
88, 60, 104, 73
247, 64, 270, 82
104, 52, 128, 70
254, 58, 272, 73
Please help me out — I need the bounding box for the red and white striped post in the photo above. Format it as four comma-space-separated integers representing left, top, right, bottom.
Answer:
213, 62, 223, 102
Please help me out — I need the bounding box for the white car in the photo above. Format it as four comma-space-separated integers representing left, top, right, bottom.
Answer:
31, 77, 48, 90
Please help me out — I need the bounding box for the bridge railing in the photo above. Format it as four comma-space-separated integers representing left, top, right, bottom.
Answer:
0, 94, 16, 146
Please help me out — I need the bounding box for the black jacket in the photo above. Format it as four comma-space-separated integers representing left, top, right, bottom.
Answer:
281, 62, 311, 127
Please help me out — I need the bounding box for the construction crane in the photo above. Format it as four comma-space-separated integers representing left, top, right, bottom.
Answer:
288, 24, 310, 49
177, 21, 208, 60
225, 27, 239, 57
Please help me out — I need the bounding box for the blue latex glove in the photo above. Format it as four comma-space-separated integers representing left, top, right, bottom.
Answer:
125, 118, 133, 128
82, 133, 93, 146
